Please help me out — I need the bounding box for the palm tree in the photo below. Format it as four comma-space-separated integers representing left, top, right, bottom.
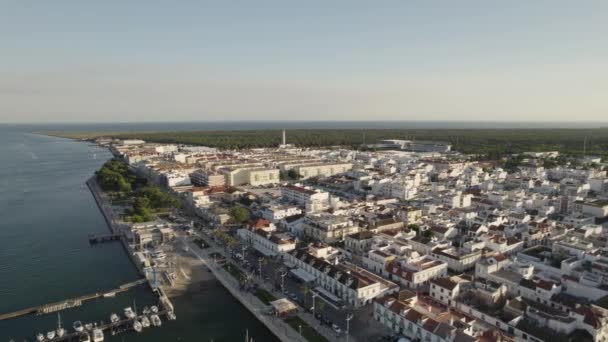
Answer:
317, 300, 326, 314
299, 285, 310, 306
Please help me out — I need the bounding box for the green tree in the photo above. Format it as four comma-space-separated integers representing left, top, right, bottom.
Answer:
408, 224, 420, 234
287, 169, 301, 180
299, 285, 310, 306
230, 206, 250, 223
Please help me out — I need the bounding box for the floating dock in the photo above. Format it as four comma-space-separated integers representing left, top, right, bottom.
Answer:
88, 232, 122, 244
39, 309, 172, 342
0, 279, 147, 321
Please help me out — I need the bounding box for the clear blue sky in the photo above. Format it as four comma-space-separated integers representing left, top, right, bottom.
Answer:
1, 1, 607, 123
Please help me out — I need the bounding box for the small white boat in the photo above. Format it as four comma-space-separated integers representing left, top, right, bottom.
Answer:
73, 321, 84, 332
110, 313, 120, 324
46, 330, 55, 339
79, 333, 91, 342
142, 306, 151, 315
124, 307, 136, 319
56, 326, 66, 338
36, 333, 45, 342
84, 323, 94, 331
141, 316, 151, 328
132, 320, 143, 333
150, 314, 161, 327
103, 292, 116, 298
150, 305, 159, 314
56, 313, 66, 337
167, 311, 177, 320
92, 328, 104, 342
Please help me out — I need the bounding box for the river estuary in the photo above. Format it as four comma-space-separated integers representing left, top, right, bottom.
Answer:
0, 128, 278, 342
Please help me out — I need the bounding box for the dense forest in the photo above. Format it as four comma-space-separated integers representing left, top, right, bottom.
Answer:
53, 128, 608, 157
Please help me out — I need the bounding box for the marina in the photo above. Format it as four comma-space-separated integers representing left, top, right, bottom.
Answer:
28, 305, 175, 342
0, 279, 147, 321
0, 130, 281, 342
3, 138, 178, 341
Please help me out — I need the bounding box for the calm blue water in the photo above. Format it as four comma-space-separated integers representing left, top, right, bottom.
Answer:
0, 128, 278, 342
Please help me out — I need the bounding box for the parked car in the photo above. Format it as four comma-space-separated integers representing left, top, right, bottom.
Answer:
332, 324, 342, 334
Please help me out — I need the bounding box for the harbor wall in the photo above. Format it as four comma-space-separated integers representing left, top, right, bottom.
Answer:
86, 177, 145, 276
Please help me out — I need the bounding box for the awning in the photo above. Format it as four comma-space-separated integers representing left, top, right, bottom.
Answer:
254, 243, 277, 257
290, 268, 316, 282
314, 286, 342, 303
270, 298, 298, 314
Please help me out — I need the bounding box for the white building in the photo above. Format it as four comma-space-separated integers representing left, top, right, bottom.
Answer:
237, 219, 296, 256
220, 167, 280, 186
292, 162, 353, 180
260, 205, 302, 223
281, 184, 330, 212
285, 249, 398, 307
385, 257, 448, 289
301, 213, 359, 243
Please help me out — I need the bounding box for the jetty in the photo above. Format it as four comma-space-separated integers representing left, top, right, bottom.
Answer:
0, 279, 147, 321
88, 232, 122, 244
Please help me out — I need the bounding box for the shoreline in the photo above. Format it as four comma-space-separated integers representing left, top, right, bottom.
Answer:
86, 166, 290, 341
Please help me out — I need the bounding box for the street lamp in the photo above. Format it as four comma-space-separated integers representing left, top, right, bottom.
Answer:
299, 324, 302, 336
345, 313, 353, 342
280, 271, 287, 294
311, 291, 319, 325
258, 257, 264, 278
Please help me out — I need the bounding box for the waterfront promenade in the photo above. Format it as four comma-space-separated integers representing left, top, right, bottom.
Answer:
182, 238, 307, 342
181, 233, 352, 342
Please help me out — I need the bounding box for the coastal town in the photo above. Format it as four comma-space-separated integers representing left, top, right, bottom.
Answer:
91, 131, 608, 342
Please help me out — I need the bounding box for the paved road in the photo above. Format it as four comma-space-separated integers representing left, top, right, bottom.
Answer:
175, 209, 392, 342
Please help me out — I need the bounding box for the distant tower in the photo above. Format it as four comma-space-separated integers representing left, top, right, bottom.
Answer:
282, 129, 286, 145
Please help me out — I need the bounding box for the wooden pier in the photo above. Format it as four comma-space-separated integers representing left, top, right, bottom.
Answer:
0, 279, 147, 321
88, 232, 122, 244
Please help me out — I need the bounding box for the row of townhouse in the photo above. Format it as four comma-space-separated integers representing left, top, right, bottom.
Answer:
284, 248, 398, 307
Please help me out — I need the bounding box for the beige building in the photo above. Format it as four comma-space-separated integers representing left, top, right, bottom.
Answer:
293, 162, 353, 180
220, 167, 280, 186
190, 169, 225, 187
301, 213, 359, 243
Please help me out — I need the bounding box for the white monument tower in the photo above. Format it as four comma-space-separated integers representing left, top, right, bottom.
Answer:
279, 129, 292, 148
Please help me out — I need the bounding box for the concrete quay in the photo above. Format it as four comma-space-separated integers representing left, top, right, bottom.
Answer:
183, 230, 354, 342
182, 239, 307, 342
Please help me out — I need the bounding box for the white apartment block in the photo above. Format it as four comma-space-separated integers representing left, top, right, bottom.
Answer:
260, 205, 302, 223
220, 167, 280, 186
430, 247, 482, 272
164, 171, 192, 187
190, 169, 226, 187
573, 199, 608, 218
385, 257, 448, 289
237, 221, 296, 257
281, 184, 330, 212
293, 162, 352, 180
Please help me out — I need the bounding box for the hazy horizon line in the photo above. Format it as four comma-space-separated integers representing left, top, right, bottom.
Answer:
3, 119, 608, 125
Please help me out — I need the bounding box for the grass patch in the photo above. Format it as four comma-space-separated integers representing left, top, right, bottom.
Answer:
254, 289, 276, 305
284, 316, 329, 342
